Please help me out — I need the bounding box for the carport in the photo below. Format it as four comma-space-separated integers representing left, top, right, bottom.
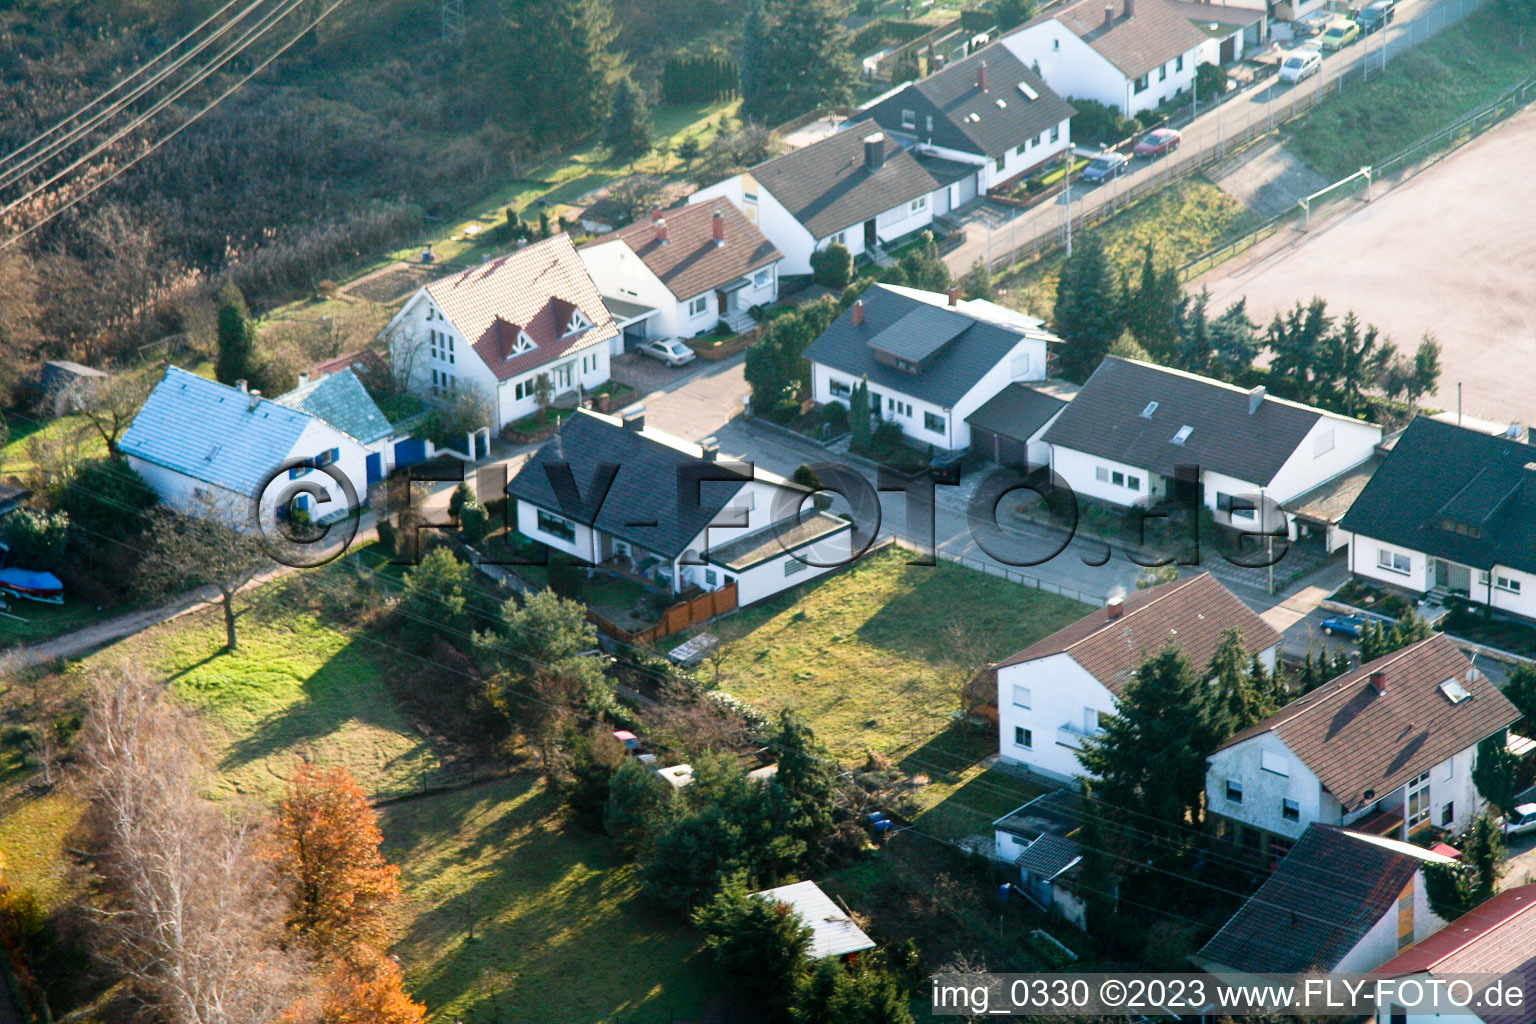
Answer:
601, 296, 659, 353
965, 380, 1078, 469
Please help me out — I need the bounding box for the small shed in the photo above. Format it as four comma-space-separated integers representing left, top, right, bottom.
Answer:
33, 360, 109, 416
752, 880, 875, 961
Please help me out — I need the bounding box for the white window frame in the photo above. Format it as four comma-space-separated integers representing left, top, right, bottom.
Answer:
753, 268, 772, 288
901, 108, 916, 128
1225, 779, 1243, 803
1496, 574, 1522, 594
1377, 548, 1412, 575
687, 295, 710, 318
1014, 726, 1033, 749
1012, 685, 1031, 708
924, 411, 945, 434
909, 195, 928, 214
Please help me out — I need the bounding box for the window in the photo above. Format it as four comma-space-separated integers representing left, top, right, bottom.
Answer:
1217, 491, 1255, 519
1171, 424, 1193, 445
743, 190, 758, 203
551, 361, 574, 391
1095, 466, 1110, 482
315, 448, 339, 467
901, 108, 916, 128
1497, 575, 1523, 594
1014, 144, 1025, 158
1377, 549, 1412, 575
1261, 750, 1289, 776
1441, 801, 1455, 826
1176, 54, 1185, 71
1134, 74, 1149, 92
1282, 798, 1300, 821
688, 295, 709, 317
909, 195, 928, 213
1111, 471, 1125, 487
1314, 428, 1336, 457
1441, 759, 1454, 782
1052, 37, 1060, 50
536, 509, 576, 542
1159, 65, 1168, 82
1140, 400, 1158, 418
514, 377, 538, 402
784, 557, 808, 576
1050, 124, 1060, 143
704, 568, 718, 586
1407, 770, 1432, 827
1478, 569, 1491, 585
1012, 685, 1031, 708
753, 268, 772, 288
1126, 476, 1140, 491
886, 397, 912, 418
828, 231, 847, 246
924, 411, 945, 434
829, 378, 852, 398
995, 154, 1006, 172
1014, 726, 1033, 749
1225, 779, 1243, 803
926, 114, 934, 132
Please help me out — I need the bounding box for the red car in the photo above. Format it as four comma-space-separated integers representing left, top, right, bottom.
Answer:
1133, 127, 1182, 157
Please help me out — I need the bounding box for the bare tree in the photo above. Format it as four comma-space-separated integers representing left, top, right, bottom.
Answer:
936, 616, 995, 725
76, 371, 154, 456
75, 673, 305, 1024
137, 498, 270, 650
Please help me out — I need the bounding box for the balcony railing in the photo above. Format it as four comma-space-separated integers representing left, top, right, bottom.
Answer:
1056, 722, 1100, 749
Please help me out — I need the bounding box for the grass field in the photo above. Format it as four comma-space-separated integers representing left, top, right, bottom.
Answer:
384, 777, 717, 1024
1285, 7, 1536, 180
994, 178, 1260, 314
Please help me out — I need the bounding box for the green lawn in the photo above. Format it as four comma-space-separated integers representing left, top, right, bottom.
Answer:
0, 412, 107, 477
994, 178, 1260, 315
0, 597, 133, 649
383, 777, 717, 1024
1285, 7, 1536, 180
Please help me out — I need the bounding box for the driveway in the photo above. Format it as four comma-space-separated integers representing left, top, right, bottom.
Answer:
1502, 826, 1536, 889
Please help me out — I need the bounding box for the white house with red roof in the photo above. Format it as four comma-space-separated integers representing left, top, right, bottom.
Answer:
383, 234, 620, 430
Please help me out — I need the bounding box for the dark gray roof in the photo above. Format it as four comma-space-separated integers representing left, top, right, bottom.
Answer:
965, 381, 1073, 442
914, 153, 983, 185
1015, 833, 1082, 880
749, 120, 942, 240
866, 303, 972, 365
1339, 416, 1536, 575
1018, 0, 1206, 78
505, 410, 751, 561
806, 284, 1037, 408
1040, 356, 1333, 488
994, 788, 1085, 840
864, 43, 1075, 160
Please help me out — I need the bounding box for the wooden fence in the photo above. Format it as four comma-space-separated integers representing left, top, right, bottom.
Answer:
587, 582, 739, 645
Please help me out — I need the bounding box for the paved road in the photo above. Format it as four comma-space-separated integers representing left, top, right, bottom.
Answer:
941, 0, 1489, 278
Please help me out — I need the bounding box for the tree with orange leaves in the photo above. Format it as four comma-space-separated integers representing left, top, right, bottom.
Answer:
269, 762, 402, 960
313, 947, 427, 1024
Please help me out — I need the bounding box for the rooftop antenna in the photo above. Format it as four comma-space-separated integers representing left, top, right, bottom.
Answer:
442, 0, 466, 45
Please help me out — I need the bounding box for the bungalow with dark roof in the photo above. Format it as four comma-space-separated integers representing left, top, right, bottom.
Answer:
993, 572, 1281, 782
1207, 634, 1521, 866
381, 233, 620, 430
578, 197, 781, 343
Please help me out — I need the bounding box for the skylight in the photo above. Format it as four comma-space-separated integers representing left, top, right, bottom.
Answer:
1171, 425, 1193, 445
1439, 678, 1473, 704
995, 98, 1007, 109
1140, 400, 1158, 419
1017, 81, 1039, 100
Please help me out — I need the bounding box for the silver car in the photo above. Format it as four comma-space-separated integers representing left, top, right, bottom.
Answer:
1280, 49, 1323, 84
1504, 803, 1536, 837
638, 337, 696, 367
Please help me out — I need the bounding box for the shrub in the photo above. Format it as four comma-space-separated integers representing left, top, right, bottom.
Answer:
460, 503, 490, 545
375, 517, 398, 557
822, 401, 848, 433
1068, 97, 1141, 147
1, 508, 70, 567
809, 243, 854, 289
547, 551, 584, 599
792, 464, 823, 491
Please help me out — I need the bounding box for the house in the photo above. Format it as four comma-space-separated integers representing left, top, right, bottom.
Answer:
578, 198, 782, 345
1372, 885, 1536, 1024
804, 283, 1060, 452
1340, 416, 1536, 621
999, 0, 1208, 118
751, 881, 875, 961
274, 369, 409, 490
1207, 634, 1521, 867
862, 42, 1076, 197
993, 789, 1091, 928
687, 120, 963, 276
120, 367, 374, 526
1041, 356, 1383, 549
381, 234, 620, 431
994, 572, 1281, 783
505, 408, 851, 605
965, 379, 1079, 468
1193, 824, 1456, 979
1169, 1, 1267, 66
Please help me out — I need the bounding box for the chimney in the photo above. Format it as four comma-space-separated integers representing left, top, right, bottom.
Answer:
1104, 3, 1114, 26
1106, 596, 1124, 621
248, 389, 261, 412
1370, 670, 1387, 695
1248, 385, 1266, 414
864, 132, 887, 171
654, 218, 669, 244
851, 299, 866, 326
976, 60, 989, 93
296, 372, 310, 389
1125, 0, 1135, 16
622, 406, 646, 432
712, 209, 726, 246
236, 379, 249, 393
650, 207, 663, 222
700, 437, 720, 461
947, 286, 961, 306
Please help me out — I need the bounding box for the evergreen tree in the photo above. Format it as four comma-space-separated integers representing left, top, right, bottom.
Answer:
1174, 287, 1212, 374
604, 758, 678, 856
889, 231, 950, 291
964, 257, 994, 300
848, 378, 871, 450
693, 874, 812, 1016
1264, 298, 1332, 401
1207, 628, 1277, 738
1078, 645, 1221, 830
606, 76, 653, 162
214, 280, 256, 386
1405, 333, 1442, 410
1124, 244, 1180, 362
744, 296, 840, 412
1318, 309, 1396, 416
1423, 811, 1506, 920
794, 959, 915, 1024
502, 0, 621, 143
1206, 298, 1260, 381
1505, 662, 1536, 728
739, 0, 858, 126
773, 709, 839, 846
1359, 609, 1433, 662
991, 0, 1038, 30
1054, 233, 1121, 383
1473, 733, 1521, 814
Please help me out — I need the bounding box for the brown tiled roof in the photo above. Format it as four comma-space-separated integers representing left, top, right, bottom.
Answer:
1197, 825, 1443, 974
1375, 885, 1536, 975
1219, 634, 1521, 812
582, 197, 780, 302
994, 573, 1280, 694
424, 234, 618, 382
1021, 0, 1207, 78
306, 347, 388, 381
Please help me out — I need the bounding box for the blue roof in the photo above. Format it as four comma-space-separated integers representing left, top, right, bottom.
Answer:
275, 369, 393, 445
120, 367, 313, 497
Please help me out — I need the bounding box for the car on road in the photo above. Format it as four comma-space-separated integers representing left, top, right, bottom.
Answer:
1319, 19, 1361, 49
1133, 127, 1183, 157
637, 337, 696, 367
1320, 613, 1367, 638
1279, 48, 1323, 83
1081, 151, 1130, 183
1355, 0, 1395, 32
1503, 804, 1536, 838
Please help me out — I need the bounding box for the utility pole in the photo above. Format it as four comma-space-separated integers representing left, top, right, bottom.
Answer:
442, 0, 466, 45
1062, 146, 1073, 258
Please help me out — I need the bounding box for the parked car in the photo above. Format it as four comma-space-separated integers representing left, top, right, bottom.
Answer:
1320, 613, 1367, 638
928, 447, 971, 485
1355, 0, 1395, 32
1133, 127, 1183, 157
638, 337, 696, 367
1319, 20, 1361, 49
1081, 151, 1130, 183
1503, 803, 1536, 838
1279, 48, 1323, 83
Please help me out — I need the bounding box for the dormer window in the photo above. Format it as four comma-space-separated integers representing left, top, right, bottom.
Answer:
511, 329, 536, 355
1438, 517, 1483, 539
565, 307, 591, 335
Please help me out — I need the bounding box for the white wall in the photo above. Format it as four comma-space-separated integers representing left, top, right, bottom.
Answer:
516, 498, 601, 563
1335, 872, 1445, 972
1352, 535, 1434, 595
690, 173, 820, 276
996, 652, 1119, 782
1002, 22, 1198, 117
580, 235, 781, 341
917, 118, 1073, 191
1049, 445, 1152, 506
492, 344, 610, 429
1268, 416, 1382, 504
728, 543, 846, 606
1208, 735, 1329, 841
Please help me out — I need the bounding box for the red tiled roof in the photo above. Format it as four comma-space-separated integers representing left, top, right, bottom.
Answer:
307, 347, 388, 380
425, 234, 619, 382
995, 573, 1280, 694
1375, 886, 1536, 976
1218, 634, 1521, 812
582, 197, 780, 301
